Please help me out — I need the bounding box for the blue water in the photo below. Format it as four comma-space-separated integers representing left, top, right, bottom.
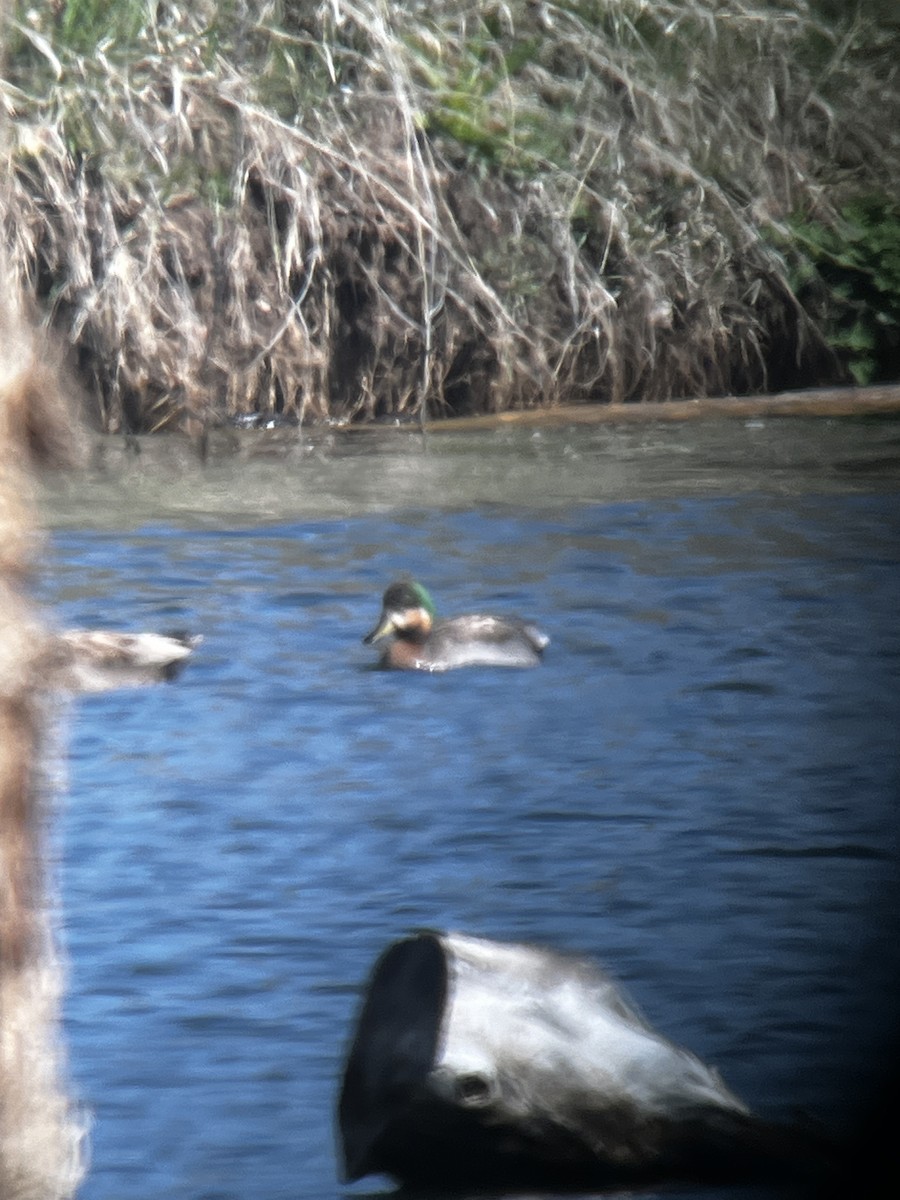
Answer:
42, 484, 900, 1200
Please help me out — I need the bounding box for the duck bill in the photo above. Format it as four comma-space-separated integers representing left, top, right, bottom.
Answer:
363, 613, 394, 645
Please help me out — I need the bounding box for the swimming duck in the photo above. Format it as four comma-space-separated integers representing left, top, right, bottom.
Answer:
45, 629, 202, 694
363, 581, 548, 671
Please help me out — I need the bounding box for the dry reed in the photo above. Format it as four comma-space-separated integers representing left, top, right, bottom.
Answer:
1, 1, 898, 430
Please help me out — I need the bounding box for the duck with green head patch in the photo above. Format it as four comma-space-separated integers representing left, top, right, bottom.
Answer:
363, 581, 548, 671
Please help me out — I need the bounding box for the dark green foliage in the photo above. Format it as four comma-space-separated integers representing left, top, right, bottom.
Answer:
56, 0, 148, 55
412, 23, 545, 170
789, 198, 900, 384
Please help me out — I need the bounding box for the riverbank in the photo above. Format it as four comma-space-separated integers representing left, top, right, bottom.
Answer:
3, 2, 899, 432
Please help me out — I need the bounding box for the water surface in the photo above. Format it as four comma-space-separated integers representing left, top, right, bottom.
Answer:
38, 418, 900, 1200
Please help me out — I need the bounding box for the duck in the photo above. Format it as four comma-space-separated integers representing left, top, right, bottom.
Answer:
363, 581, 548, 671
44, 629, 202, 694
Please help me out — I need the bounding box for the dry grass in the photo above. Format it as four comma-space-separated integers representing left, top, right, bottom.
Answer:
1, 1, 898, 430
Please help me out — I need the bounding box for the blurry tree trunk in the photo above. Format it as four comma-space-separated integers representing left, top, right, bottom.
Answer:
0, 268, 87, 1199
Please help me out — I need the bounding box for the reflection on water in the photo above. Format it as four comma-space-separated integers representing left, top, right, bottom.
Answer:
37, 421, 900, 1200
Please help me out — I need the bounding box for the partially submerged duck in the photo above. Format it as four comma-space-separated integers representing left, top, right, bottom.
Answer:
45, 629, 202, 694
363, 581, 548, 671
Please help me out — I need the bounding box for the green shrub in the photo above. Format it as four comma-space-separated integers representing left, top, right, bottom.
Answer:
789, 197, 900, 385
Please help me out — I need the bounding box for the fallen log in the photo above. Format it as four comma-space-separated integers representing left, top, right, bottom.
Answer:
338, 931, 832, 1190
420, 384, 900, 431
326, 384, 900, 433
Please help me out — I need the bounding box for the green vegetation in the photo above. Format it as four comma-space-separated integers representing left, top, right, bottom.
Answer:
786, 197, 900, 385
1, 0, 898, 431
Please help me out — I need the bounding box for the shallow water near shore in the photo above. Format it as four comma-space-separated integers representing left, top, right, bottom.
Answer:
40, 412, 900, 528
38, 416, 900, 1200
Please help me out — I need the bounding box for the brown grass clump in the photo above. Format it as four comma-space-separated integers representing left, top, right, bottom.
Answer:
1, 1, 898, 430
0, 263, 87, 1197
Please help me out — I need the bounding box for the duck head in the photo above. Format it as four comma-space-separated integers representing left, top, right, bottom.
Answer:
363, 581, 437, 645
